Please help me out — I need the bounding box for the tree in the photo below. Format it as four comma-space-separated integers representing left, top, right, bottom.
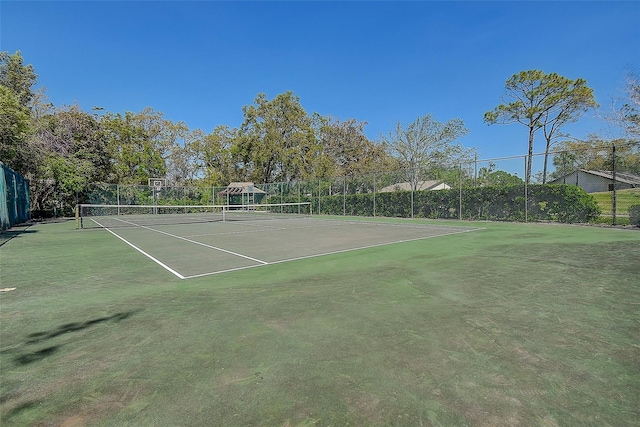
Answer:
539, 80, 597, 183
550, 137, 640, 180
0, 85, 31, 171
484, 70, 597, 184
101, 109, 170, 184
165, 126, 202, 186
192, 125, 239, 186
609, 69, 640, 139
0, 51, 38, 107
313, 115, 390, 178
382, 114, 469, 191
0, 51, 40, 175
477, 163, 523, 186
27, 104, 110, 211
234, 92, 316, 183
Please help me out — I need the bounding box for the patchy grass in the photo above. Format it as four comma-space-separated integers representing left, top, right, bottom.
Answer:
1, 219, 639, 426
591, 188, 640, 216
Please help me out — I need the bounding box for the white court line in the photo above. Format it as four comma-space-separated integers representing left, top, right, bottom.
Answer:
182, 222, 331, 238
92, 218, 185, 279
182, 227, 483, 280
182, 218, 473, 239
308, 217, 477, 231
96, 216, 482, 280
112, 217, 269, 265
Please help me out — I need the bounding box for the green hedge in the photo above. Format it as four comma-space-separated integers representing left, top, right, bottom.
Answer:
629, 204, 640, 227
268, 184, 601, 224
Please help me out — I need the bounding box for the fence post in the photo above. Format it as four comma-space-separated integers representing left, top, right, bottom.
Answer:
343, 176, 346, 216
524, 155, 528, 223
373, 172, 377, 217
612, 143, 617, 226
459, 163, 463, 220
411, 187, 414, 219
474, 153, 478, 186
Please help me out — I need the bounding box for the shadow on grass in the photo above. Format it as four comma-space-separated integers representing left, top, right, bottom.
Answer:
24, 311, 140, 346
0, 228, 38, 247
2, 310, 142, 367
1, 400, 41, 419
13, 346, 60, 365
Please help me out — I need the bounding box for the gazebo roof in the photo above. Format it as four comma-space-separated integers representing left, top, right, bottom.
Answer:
217, 182, 267, 195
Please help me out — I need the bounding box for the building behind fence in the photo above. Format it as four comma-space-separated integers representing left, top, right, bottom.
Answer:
1, 162, 31, 231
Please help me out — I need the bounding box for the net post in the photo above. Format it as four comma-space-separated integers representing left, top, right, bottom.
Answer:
75, 204, 80, 229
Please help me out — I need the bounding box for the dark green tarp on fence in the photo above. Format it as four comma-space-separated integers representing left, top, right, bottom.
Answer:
1, 161, 30, 231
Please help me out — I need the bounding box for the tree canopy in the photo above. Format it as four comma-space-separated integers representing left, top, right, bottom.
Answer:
484, 70, 597, 183
6, 50, 639, 217
234, 92, 316, 183
551, 137, 640, 180
382, 115, 470, 191
0, 51, 37, 107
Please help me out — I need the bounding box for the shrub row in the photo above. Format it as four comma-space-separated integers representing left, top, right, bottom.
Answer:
269, 184, 601, 224
629, 205, 640, 227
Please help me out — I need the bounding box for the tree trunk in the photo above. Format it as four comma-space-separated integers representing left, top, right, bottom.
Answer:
526, 126, 535, 184
542, 137, 551, 184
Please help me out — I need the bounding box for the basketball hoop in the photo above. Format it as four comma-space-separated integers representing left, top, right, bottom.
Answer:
148, 178, 166, 190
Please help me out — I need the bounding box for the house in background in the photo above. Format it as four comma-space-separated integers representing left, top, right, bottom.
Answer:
217, 182, 266, 205
548, 169, 640, 193
378, 180, 451, 193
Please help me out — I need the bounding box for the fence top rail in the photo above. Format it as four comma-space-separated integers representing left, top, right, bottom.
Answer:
76, 202, 311, 209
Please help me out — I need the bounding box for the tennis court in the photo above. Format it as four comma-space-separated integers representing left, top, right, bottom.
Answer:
2, 217, 639, 426
86, 212, 481, 279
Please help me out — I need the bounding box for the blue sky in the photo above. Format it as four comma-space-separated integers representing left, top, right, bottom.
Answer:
2, 1, 639, 171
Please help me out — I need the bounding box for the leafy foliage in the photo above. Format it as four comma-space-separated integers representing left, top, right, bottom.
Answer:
313, 115, 392, 178
629, 204, 640, 227
381, 114, 470, 191
0, 51, 37, 107
551, 137, 640, 179
477, 163, 523, 186
0, 51, 629, 225
275, 184, 600, 223
0, 85, 31, 170
235, 92, 317, 183
485, 70, 597, 183
101, 109, 169, 185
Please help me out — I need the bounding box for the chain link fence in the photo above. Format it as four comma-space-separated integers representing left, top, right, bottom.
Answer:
74, 144, 640, 225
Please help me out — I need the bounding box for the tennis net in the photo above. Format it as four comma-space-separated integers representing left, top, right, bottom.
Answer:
76, 202, 312, 229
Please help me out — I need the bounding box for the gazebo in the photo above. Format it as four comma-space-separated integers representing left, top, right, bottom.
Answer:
217, 182, 266, 206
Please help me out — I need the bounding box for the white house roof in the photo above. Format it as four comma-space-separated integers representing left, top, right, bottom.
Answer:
551, 169, 640, 186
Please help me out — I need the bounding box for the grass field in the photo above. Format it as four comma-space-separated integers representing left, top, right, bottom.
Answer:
1, 217, 639, 426
592, 188, 640, 216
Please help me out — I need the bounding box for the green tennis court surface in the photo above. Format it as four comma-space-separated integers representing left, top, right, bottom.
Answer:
92, 217, 480, 279
1, 218, 638, 426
